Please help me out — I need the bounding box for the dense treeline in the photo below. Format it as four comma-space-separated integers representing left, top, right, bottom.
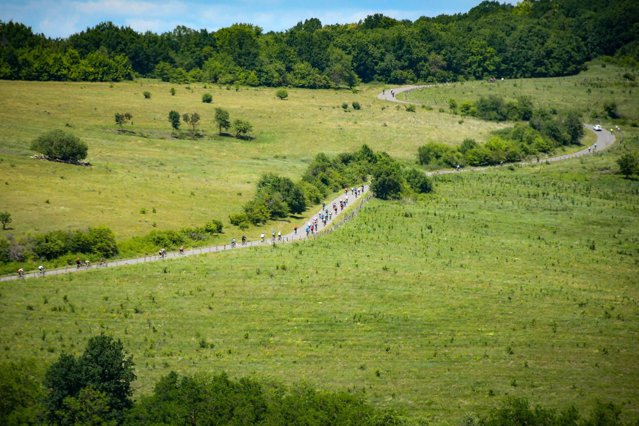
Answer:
0, 336, 634, 425
1, 0, 637, 85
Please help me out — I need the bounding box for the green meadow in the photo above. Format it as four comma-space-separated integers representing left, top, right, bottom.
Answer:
1, 150, 639, 423
402, 60, 638, 123
0, 79, 504, 244
0, 60, 638, 424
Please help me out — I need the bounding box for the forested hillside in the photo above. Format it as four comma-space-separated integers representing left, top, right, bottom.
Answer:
1, 0, 637, 86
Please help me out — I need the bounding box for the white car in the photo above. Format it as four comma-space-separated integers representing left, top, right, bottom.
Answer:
593, 124, 602, 131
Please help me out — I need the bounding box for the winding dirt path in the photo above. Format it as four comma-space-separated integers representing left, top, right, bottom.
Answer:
1, 85, 618, 282
1, 186, 370, 282
378, 85, 617, 175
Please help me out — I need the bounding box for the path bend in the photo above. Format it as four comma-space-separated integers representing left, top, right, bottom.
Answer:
378, 85, 617, 175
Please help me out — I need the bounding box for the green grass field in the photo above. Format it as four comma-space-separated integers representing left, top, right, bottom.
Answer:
0, 60, 638, 424
402, 59, 638, 124
0, 79, 505, 243
1, 146, 638, 423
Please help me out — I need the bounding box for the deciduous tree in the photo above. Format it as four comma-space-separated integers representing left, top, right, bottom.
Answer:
214, 107, 231, 134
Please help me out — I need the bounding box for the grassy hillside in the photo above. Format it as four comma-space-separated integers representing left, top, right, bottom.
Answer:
403, 59, 638, 122
1, 60, 638, 423
0, 80, 504, 242
1, 144, 637, 423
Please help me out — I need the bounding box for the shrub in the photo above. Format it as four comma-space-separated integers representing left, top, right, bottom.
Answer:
114, 112, 132, 129
147, 230, 185, 248
459, 138, 478, 154
182, 112, 200, 136
459, 101, 474, 116
276, 88, 288, 100
203, 219, 223, 234
352, 101, 361, 110
603, 100, 620, 118
229, 213, 250, 229
143, 91, 151, 99
29, 227, 118, 260
476, 95, 508, 121
0, 237, 10, 263
617, 152, 639, 177
405, 104, 416, 112
170, 87, 176, 96
202, 93, 213, 103
0, 360, 45, 424
127, 371, 400, 426
417, 142, 455, 166
242, 198, 270, 225
168, 110, 180, 130
404, 168, 433, 194
31, 130, 88, 163
233, 119, 253, 139
0, 211, 12, 230
341, 102, 349, 111
257, 174, 307, 215
86, 227, 118, 258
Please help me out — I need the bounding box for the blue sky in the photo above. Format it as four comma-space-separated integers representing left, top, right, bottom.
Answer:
1, 0, 517, 38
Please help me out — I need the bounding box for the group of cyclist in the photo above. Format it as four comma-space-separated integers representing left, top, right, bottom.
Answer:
16, 185, 367, 279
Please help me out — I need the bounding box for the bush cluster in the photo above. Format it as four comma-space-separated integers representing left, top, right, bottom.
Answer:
0, 218, 224, 267
232, 145, 433, 227
419, 103, 584, 168
233, 174, 307, 227
617, 151, 639, 177
468, 397, 625, 426
0, 227, 118, 263
30, 130, 88, 163
124, 219, 223, 252
128, 371, 398, 425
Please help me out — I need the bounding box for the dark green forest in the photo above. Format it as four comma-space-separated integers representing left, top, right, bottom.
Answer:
1, 0, 637, 86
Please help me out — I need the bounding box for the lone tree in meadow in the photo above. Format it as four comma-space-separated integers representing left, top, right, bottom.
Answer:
202, 93, 213, 103
214, 108, 231, 135
233, 119, 253, 139
114, 112, 132, 130
0, 211, 11, 230
31, 130, 88, 163
182, 112, 201, 137
168, 110, 180, 130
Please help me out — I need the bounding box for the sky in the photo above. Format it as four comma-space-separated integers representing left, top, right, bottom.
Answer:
0, 0, 518, 39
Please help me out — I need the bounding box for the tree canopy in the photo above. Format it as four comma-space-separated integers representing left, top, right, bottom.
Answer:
44, 335, 135, 424
1, 0, 637, 85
